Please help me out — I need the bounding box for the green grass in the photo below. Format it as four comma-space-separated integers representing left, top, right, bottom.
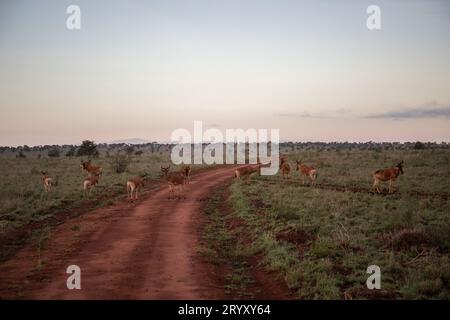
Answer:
224, 149, 450, 299
199, 187, 258, 298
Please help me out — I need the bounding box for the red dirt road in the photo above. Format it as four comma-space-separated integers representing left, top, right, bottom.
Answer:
0, 166, 237, 299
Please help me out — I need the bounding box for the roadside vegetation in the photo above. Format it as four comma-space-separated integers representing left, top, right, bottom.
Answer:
0, 141, 200, 261
206, 149, 450, 299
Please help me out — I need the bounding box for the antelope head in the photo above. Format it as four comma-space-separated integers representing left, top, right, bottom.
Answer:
295, 160, 302, 171
80, 160, 89, 170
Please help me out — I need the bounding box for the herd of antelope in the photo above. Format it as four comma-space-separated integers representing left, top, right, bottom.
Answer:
40, 160, 192, 201
40, 156, 404, 200
234, 155, 404, 194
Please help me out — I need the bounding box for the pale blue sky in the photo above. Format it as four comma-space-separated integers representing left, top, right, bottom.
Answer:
1, 0, 450, 146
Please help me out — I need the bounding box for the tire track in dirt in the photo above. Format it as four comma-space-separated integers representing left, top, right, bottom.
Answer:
0, 166, 238, 299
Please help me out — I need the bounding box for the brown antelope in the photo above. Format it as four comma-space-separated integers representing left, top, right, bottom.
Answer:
372, 161, 404, 194
161, 166, 186, 199
41, 171, 53, 192
83, 174, 100, 195
279, 156, 290, 180
295, 160, 318, 186
126, 176, 146, 201
81, 160, 102, 177
234, 164, 261, 180
280, 163, 291, 180
279, 154, 289, 166
181, 165, 192, 184
234, 161, 272, 180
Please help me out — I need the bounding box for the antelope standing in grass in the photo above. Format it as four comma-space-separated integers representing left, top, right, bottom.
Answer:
279, 154, 289, 165
295, 160, 318, 186
161, 166, 186, 199
234, 163, 262, 180
126, 176, 146, 201
41, 171, 53, 192
372, 161, 404, 194
279, 156, 290, 180
181, 165, 192, 184
81, 160, 102, 177
83, 174, 100, 196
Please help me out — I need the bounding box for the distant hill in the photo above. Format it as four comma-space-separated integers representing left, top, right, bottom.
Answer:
108, 138, 151, 145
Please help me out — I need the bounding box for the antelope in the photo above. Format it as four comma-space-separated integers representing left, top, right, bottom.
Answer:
279, 154, 289, 166
279, 154, 291, 179
181, 165, 192, 184
372, 161, 404, 194
161, 166, 186, 199
126, 176, 146, 201
83, 174, 100, 195
80, 160, 102, 177
234, 164, 261, 180
41, 171, 53, 192
295, 160, 318, 186
279, 156, 290, 180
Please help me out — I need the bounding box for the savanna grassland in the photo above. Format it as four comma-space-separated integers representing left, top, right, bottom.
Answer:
0, 150, 197, 261
201, 149, 450, 299
1, 144, 449, 300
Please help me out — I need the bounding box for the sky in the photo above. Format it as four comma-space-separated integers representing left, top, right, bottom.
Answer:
0, 0, 450, 146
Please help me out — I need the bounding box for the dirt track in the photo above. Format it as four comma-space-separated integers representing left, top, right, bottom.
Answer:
0, 166, 237, 299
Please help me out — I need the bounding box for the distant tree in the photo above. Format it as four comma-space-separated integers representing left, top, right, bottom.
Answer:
48, 147, 61, 157
414, 141, 425, 150
135, 150, 144, 156
76, 140, 99, 157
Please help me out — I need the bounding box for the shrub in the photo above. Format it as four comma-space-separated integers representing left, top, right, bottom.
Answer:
414, 141, 425, 150
76, 140, 99, 157
108, 151, 131, 173
47, 147, 60, 158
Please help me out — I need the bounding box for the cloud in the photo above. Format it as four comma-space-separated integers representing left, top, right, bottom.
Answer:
273, 112, 313, 118
365, 104, 450, 120
273, 108, 353, 119
273, 104, 450, 120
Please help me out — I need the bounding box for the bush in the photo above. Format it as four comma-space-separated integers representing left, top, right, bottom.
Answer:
414, 141, 425, 150
76, 140, 99, 157
108, 152, 131, 173
47, 148, 60, 158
